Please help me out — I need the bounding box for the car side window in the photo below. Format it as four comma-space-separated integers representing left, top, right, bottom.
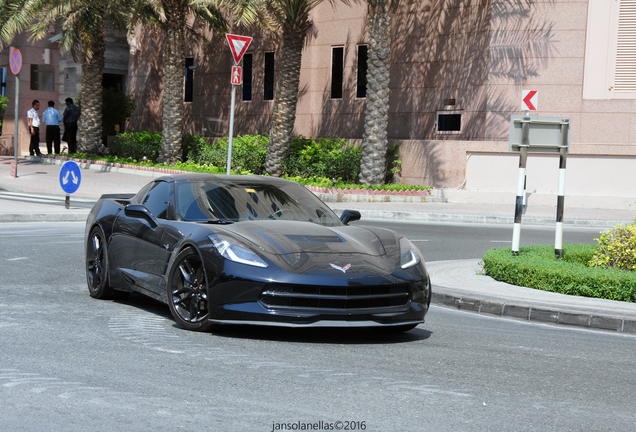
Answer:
142, 181, 170, 219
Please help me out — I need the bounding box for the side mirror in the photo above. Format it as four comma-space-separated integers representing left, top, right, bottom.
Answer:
340, 209, 361, 225
125, 204, 159, 228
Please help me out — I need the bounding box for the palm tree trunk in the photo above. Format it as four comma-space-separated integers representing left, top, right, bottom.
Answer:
159, 6, 186, 164
78, 18, 105, 154
264, 25, 307, 177
359, 0, 392, 185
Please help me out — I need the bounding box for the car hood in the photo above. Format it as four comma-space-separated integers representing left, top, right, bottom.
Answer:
221, 220, 388, 257
210, 220, 410, 278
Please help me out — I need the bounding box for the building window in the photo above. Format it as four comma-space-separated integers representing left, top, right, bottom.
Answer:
436, 110, 463, 135
356, 45, 367, 98
30, 64, 55, 91
583, 0, 636, 99
331, 46, 344, 99
184, 58, 194, 102
243, 53, 253, 101
1, 67, 6, 97
264, 52, 275, 101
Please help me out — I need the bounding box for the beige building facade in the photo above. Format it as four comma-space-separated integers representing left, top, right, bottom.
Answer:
2, 1, 635, 209
126, 0, 636, 209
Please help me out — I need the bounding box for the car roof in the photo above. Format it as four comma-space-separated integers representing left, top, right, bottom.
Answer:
156, 173, 297, 186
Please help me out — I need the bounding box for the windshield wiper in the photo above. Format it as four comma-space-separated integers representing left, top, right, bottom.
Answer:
204, 220, 234, 225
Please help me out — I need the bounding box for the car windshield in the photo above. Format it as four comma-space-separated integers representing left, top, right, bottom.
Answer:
175, 180, 342, 226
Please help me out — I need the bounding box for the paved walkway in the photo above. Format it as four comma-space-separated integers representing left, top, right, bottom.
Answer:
1, 155, 635, 334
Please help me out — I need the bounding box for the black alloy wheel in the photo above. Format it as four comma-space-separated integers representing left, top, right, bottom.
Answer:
167, 249, 213, 331
86, 226, 126, 299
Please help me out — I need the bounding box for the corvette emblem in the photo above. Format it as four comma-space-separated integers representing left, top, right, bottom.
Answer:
330, 263, 351, 273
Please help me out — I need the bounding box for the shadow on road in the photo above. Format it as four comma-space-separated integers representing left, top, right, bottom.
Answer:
117, 292, 433, 345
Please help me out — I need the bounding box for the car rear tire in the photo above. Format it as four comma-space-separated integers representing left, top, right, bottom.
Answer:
167, 248, 213, 332
86, 226, 128, 300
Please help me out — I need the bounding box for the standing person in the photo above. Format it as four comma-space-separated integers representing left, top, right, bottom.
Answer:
63, 97, 80, 154
43, 101, 63, 154
27, 100, 43, 157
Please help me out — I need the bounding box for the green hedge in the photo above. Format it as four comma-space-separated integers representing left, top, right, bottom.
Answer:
482, 244, 636, 302
109, 131, 162, 161
281, 136, 362, 183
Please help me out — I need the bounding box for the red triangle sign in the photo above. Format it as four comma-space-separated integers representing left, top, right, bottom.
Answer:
226, 34, 253, 65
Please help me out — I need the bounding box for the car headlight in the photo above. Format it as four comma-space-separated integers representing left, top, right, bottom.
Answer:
208, 233, 268, 268
399, 237, 423, 269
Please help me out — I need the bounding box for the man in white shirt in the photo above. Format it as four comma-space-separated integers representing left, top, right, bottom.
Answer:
27, 100, 43, 157
42, 100, 63, 154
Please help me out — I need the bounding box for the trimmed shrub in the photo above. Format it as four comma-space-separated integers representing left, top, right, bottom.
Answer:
482, 244, 636, 302
589, 219, 636, 271
109, 131, 162, 161
281, 136, 362, 183
195, 135, 268, 174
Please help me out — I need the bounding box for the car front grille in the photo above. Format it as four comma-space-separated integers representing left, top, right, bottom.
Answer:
259, 284, 410, 310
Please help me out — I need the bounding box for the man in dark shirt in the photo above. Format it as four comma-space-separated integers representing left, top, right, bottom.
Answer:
63, 98, 80, 154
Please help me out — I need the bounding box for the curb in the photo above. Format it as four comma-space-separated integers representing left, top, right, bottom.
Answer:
327, 207, 630, 228
0, 212, 89, 223
431, 291, 636, 334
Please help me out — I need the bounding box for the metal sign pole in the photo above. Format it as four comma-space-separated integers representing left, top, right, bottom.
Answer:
512, 116, 530, 256
13, 74, 19, 177
554, 121, 570, 259
226, 83, 236, 175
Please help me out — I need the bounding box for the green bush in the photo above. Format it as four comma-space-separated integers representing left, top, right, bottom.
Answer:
109, 131, 162, 161
182, 134, 208, 162
589, 219, 636, 271
482, 244, 636, 302
281, 136, 362, 183
0, 95, 8, 134
195, 134, 268, 174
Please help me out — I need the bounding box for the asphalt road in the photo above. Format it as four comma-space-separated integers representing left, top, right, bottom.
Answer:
352, 219, 603, 261
1, 222, 634, 432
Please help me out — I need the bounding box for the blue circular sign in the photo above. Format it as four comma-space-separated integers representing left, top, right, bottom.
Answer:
59, 161, 82, 194
10, 49, 22, 75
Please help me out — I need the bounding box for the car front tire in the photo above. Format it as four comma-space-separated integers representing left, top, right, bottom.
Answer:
167, 248, 213, 332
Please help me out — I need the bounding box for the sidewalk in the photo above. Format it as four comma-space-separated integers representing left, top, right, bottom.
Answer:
1, 155, 635, 334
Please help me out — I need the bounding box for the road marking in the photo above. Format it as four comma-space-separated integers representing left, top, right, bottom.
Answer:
6, 257, 27, 261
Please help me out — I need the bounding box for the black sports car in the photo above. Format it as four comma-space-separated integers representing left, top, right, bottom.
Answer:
85, 174, 431, 332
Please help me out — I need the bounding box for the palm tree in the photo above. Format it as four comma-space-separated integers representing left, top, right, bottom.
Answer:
129, 0, 228, 164
254, 0, 351, 178
0, 0, 130, 154
358, 0, 396, 185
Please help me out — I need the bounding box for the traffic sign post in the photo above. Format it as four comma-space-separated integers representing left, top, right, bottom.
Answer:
11, 48, 22, 178
59, 161, 82, 209
508, 114, 572, 258
225, 34, 253, 175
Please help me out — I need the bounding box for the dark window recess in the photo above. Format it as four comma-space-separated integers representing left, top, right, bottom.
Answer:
331, 47, 344, 99
30, 64, 55, 91
142, 181, 170, 219
184, 58, 194, 102
243, 53, 253, 101
437, 113, 462, 132
264, 52, 275, 101
357, 45, 367, 98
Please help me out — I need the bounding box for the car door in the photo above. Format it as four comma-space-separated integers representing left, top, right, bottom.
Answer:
110, 180, 173, 296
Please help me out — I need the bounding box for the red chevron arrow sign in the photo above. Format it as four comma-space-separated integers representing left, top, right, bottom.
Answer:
522, 90, 538, 111
226, 34, 252, 65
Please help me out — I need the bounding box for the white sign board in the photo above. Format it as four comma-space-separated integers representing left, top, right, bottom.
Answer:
522, 90, 538, 111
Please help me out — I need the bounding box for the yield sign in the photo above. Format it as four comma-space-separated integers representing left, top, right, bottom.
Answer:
226, 34, 252, 65
10, 49, 22, 75
522, 90, 538, 111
